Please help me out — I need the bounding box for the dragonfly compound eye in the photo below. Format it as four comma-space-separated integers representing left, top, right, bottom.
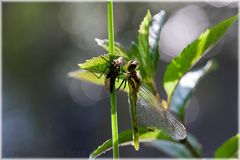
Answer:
132, 61, 138, 66
127, 60, 139, 72
131, 61, 138, 68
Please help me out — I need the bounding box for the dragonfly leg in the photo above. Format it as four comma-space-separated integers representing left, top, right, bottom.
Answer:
90, 66, 108, 79
90, 71, 103, 79
118, 79, 127, 92
116, 70, 125, 82
122, 69, 126, 73
117, 79, 126, 92
100, 55, 109, 62
121, 80, 127, 92
116, 68, 126, 83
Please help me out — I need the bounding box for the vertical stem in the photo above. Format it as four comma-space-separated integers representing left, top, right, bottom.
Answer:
110, 86, 119, 158
108, 0, 115, 57
150, 78, 161, 102
108, 0, 119, 159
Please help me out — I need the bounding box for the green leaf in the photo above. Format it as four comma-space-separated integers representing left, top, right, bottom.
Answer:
68, 70, 105, 86
170, 59, 218, 121
151, 141, 192, 157
90, 127, 172, 159
187, 133, 202, 156
78, 54, 110, 74
163, 15, 238, 102
151, 133, 202, 157
137, 10, 151, 80
214, 134, 239, 158
95, 38, 129, 59
149, 10, 165, 76
68, 70, 129, 93
136, 10, 166, 94
128, 41, 140, 60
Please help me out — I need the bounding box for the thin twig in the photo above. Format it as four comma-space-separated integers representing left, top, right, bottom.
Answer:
108, 0, 119, 159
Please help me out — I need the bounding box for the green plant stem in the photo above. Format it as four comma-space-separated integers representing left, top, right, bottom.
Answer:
108, 0, 115, 57
108, 0, 119, 159
110, 87, 119, 158
150, 78, 161, 102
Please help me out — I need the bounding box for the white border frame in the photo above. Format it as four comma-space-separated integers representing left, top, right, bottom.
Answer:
0, 0, 239, 160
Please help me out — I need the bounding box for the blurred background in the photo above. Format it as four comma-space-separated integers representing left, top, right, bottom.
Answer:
2, 1, 238, 158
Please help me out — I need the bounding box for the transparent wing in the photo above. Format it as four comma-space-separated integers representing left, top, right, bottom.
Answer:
137, 86, 187, 140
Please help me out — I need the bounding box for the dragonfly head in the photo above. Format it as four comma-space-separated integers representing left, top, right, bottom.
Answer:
114, 57, 125, 66
127, 60, 139, 72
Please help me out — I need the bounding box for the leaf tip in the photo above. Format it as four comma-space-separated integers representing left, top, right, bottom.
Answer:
78, 63, 83, 68
94, 38, 103, 46
67, 71, 75, 78
147, 9, 151, 15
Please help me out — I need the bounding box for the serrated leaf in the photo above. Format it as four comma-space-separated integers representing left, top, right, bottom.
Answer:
68, 70, 105, 86
151, 133, 202, 158
163, 15, 238, 102
138, 10, 151, 80
170, 59, 218, 121
89, 127, 172, 159
78, 54, 110, 74
95, 38, 129, 59
149, 10, 166, 76
214, 134, 239, 158
68, 70, 129, 93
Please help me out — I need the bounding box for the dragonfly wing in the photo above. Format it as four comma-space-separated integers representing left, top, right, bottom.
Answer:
137, 87, 187, 140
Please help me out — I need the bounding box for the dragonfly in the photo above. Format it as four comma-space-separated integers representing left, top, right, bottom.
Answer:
117, 60, 141, 150
91, 55, 125, 93
118, 60, 187, 150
